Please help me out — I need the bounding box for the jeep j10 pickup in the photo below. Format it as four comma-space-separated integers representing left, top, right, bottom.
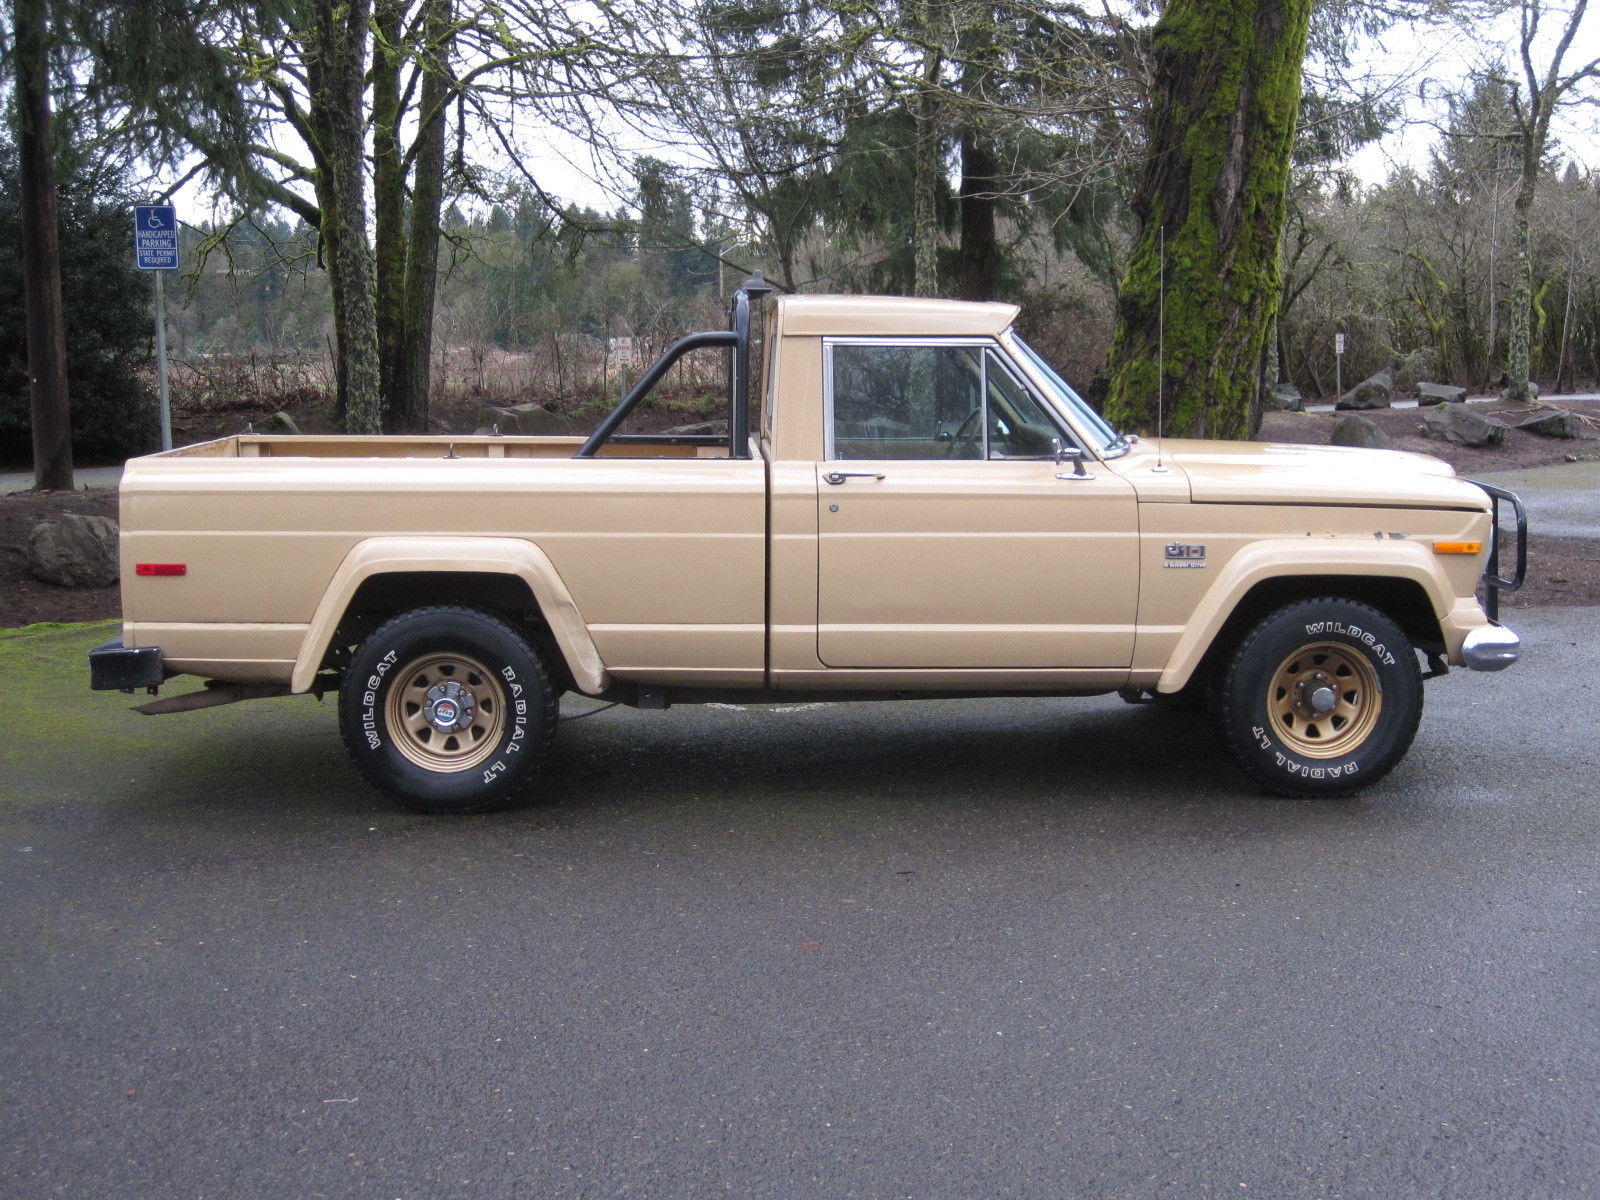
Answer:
90, 276, 1527, 812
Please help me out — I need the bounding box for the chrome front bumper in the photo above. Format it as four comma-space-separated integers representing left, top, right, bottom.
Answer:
1462, 624, 1521, 671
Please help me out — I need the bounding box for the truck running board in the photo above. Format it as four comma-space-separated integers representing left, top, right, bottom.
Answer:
133, 682, 290, 715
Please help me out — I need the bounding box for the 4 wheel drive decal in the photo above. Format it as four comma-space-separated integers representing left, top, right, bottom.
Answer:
1302, 621, 1398, 667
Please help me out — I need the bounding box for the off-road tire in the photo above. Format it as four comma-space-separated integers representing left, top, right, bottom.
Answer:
1214, 597, 1422, 798
338, 605, 557, 814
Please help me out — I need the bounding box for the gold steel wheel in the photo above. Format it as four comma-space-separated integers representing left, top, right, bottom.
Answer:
1266, 641, 1383, 759
385, 652, 506, 773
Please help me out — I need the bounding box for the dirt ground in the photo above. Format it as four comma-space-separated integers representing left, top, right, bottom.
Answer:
4, 395, 1596, 627
0, 488, 120, 628
1258, 395, 1600, 474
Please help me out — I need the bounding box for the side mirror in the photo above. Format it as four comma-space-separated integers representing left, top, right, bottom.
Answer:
1053, 438, 1090, 479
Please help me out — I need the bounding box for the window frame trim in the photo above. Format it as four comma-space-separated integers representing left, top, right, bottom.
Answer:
821, 335, 1086, 463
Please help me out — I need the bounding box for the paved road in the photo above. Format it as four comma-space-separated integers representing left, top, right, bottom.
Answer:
3, 613, 1598, 1200
1478, 459, 1600, 541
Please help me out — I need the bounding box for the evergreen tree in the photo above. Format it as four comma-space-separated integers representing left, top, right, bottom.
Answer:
0, 139, 157, 464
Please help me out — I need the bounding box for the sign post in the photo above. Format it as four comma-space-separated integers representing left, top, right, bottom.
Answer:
134, 205, 178, 451
1335, 331, 1346, 401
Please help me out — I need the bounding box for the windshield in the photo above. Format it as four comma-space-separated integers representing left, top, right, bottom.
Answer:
1008, 334, 1122, 453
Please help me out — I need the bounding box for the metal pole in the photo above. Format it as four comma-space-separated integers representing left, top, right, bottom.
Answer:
1335, 342, 1342, 402
155, 269, 172, 451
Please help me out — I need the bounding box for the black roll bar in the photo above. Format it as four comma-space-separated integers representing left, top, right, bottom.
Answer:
575, 271, 774, 460
574, 330, 737, 458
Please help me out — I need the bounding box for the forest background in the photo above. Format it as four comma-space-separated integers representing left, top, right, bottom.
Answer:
4, 0, 1600, 463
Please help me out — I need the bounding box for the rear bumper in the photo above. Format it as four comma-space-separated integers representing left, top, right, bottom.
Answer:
1461, 624, 1521, 672
89, 638, 164, 691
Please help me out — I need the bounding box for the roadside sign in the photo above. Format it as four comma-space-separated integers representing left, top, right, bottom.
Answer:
134, 204, 178, 450
133, 204, 178, 271
1335, 332, 1346, 355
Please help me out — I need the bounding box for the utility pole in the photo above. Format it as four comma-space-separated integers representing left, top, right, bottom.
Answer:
14, 0, 74, 490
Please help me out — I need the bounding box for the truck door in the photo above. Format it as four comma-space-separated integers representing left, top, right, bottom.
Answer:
815, 339, 1138, 669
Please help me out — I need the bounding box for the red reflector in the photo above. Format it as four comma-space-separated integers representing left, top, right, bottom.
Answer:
136, 563, 186, 576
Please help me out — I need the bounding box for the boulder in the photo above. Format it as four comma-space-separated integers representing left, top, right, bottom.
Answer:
1501, 381, 1541, 401
478, 402, 585, 435
1335, 369, 1393, 411
1518, 409, 1586, 439
1416, 381, 1468, 406
1331, 413, 1393, 450
661, 419, 727, 436
27, 514, 119, 588
258, 410, 301, 435
1265, 382, 1303, 412
1421, 404, 1508, 448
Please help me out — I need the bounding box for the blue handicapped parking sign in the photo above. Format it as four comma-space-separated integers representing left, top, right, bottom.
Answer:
133, 204, 178, 270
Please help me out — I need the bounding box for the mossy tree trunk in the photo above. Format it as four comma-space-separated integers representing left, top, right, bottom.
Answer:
372, 0, 407, 431
1104, 0, 1311, 440
1501, 0, 1596, 403
373, 0, 452, 433
910, 16, 944, 299
399, 4, 451, 434
304, 0, 382, 435
1504, 172, 1538, 401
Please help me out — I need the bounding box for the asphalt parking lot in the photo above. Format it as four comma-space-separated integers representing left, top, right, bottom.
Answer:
3, 611, 1598, 1200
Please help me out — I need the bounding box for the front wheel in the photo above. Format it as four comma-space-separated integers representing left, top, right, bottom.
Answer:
1213, 597, 1422, 798
338, 606, 557, 814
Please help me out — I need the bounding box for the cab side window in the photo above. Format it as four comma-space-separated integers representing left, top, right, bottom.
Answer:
829, 342, 1065, 460
830, 344, 983, 460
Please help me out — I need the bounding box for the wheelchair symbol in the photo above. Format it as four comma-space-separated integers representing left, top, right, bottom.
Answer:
146, 211, 166, 229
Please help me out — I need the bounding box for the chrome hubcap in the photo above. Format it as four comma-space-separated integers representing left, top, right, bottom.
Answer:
1300, 676, 1339, 716
424, 681, 476, 733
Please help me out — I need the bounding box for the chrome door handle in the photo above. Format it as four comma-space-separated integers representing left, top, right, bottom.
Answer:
1055, 471, 1097, 481
824, 471, 886, 485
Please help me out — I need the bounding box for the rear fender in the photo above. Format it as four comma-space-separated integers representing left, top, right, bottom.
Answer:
290, 537, 607, 694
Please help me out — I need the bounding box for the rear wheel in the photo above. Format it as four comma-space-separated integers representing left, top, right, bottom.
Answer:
1213, 597, 1422, 797
338, 605, 557, 814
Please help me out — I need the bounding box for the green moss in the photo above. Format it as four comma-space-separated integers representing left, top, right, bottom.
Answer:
0, 621, 332, 810
1105, 0, 1312, 440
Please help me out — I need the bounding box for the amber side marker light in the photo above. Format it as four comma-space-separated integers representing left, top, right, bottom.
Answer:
136, 563, 187, 576
1432, 541, 1483, 555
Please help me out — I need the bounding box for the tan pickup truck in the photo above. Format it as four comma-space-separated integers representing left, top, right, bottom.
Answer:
90, 277, 1527, 812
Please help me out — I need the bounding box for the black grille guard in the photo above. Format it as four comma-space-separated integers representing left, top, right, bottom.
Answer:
1465, 480, 1527, 622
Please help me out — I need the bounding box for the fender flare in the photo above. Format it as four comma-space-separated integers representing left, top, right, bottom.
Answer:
289, 536, 608, 695
1155, 539, 1454, 694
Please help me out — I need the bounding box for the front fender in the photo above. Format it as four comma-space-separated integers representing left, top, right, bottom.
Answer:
290, 536, 608, 695
1155, 539, 1460, 694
